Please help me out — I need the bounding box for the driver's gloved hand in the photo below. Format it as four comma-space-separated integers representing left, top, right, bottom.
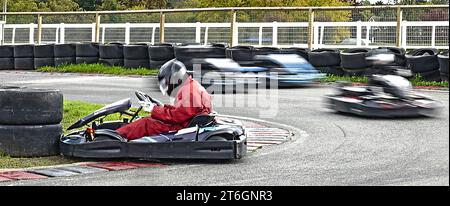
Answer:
139, 101, 155, 112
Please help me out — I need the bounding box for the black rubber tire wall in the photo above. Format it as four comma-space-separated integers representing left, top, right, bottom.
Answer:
124, 45, 149, 60
76, 57, 99, 64
308, 49, 341, 67
0, 124, 62, 157
253, 47, 280, 56
99, 44, 124, 59
14, 58, 34, 70
124, 59, 150, 69
0, 58, 14, 70
438, 55, 449, 74
378, 47, 406, 66
99, 58, 124, 67
150, 60, 169, 69
440, 72, 448, 81
0, 88, 63, 125
76, 43, 99, 57
0, 46, 14, 58
340, 52, 369, 70
34, 44, 54, 58
54, 44, 76, 58
148, 44, 175, 61
34, 58, 54, 69
54, 57, 76, 66
226, 46, 254, 61
280, 48, 310, 60
417, 69, 441, 82
406, 55, 439, 73
13, 45, 34, 58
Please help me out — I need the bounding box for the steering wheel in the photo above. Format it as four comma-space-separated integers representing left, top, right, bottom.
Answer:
135, 91, 163, 106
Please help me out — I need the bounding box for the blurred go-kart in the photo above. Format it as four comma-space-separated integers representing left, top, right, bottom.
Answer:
60, 91, 247, 160
325, 75, 443, 118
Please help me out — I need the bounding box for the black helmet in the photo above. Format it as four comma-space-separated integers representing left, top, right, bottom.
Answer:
158, 59, 188, 96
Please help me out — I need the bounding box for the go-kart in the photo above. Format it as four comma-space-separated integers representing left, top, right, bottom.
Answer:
191, 54, 324, 88
325, 75, 443, 118
60, 91, 247, 160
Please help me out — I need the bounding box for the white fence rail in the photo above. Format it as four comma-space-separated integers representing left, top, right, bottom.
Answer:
1, 21, 448, 49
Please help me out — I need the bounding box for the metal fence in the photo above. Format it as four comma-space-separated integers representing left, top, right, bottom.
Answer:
0, 5, 448, 49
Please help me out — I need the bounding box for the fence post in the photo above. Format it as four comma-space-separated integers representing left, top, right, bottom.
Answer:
195, 22, 201, 44
60, 23, 65, 44
396, 6, 402, 48
230, 9, 237, 47
307, 8, 314, 50
125, 22, 130, 44
356, 21, 362, 47
29, 23, 34, 44
273, 21, 278, 47
160, 12, 165, 43
431, 25, 436, 47
37, 14, 42, 45
95, 13, 101, 43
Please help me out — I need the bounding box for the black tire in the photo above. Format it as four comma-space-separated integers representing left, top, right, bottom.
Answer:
54, 44, 76, 58
377, 47, 406, 66
406, 55, 439, 73
14, 45, 34, 58
438, 55, 449, 74
417, 69, 441, 82
76, 57, 99, 64
150, 60, 170, 69
0, 124, 62, 157
124, 44, 149, 60
124, 59, 150, 69
253, 47, 280, 56
440, 72, 449, 82
34, 44, 54, 58
309, 49, 341, 67
408, 48, 438, 56
54, 57, 76, 67
99, 44, 124, 59
99, 58, 124, 67
0, 45, 14, 58
206, 135, 228, 141
0, 88, 63, 125
226, 46, 254, 62
279, 48, 310, 60
34, 58, 54, 69
148, 44, 175, 61
76, 43, 99, 57
0, 58, 14, 70
175, 45, 226, 60
14, 58, 34, 70
340, 52, 369, 70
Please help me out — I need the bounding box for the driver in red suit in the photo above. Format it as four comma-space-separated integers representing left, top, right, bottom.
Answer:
116, 59, 212, 141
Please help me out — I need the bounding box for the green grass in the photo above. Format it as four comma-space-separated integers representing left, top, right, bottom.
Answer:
0, 100, 147, 170
322, 74, 449, 88
37, 63, 159, 76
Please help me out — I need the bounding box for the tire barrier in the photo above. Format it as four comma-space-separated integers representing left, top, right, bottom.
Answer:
0, 87, 63, 157
123, 44, 150, 69
340, 48, 371, 70
148, 43, 175, 69
377, 47, 406, 66
417, 69, 442, 82
14, 44, 34, 70
76, 43, 99, 64
0, 46, 14, 70
54, 44, 76, 67
34, 44, 54, 69
253, 47, 280, 56
99, 43, 124, 67
280, 48, 310, 60
406, 48, 440, 73
438, 52, 448, 81
175, 44, 226, 70
308, 48, 341, 67
226, 46, 255, 66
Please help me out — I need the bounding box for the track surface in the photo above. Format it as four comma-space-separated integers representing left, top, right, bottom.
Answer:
1, 71, 448, 186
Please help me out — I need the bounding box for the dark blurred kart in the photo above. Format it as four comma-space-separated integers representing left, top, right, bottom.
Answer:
192, 54, 324, 88
60, 91, 247, 160
325, 75, 443, 118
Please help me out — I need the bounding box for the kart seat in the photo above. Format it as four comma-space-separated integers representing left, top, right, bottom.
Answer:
186, 114, 216, 128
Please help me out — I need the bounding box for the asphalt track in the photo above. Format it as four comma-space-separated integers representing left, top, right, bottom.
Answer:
0, 71, 448, 186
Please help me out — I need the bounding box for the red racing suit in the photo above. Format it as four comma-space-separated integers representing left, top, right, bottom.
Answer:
116, 76, 212, 140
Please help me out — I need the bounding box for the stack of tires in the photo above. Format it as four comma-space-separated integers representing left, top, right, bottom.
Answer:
149, 43, 175, 69
99, 42, 124, 67
438, 51, 449, 81
280, 48, 310, 60
0, 86, 63, 157
226, 46, 255, 66
340, 48, 371, 76
14, 45, 35, 70
308, 48, 342, 75
406, 48, 441, 82
123, 43, 150, 69
253, 47, 280, 56
54, 44, 76, 67
76, 43, 99, 64
0, 45, 14, 70
365, 47, 410, 78
175, 44, 226, 70
34, 44, 54, 69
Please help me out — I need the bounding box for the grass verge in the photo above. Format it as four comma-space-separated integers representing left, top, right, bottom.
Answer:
37, 63, 159, 76
0, 100, 146, 170
321, 74, 449, 88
